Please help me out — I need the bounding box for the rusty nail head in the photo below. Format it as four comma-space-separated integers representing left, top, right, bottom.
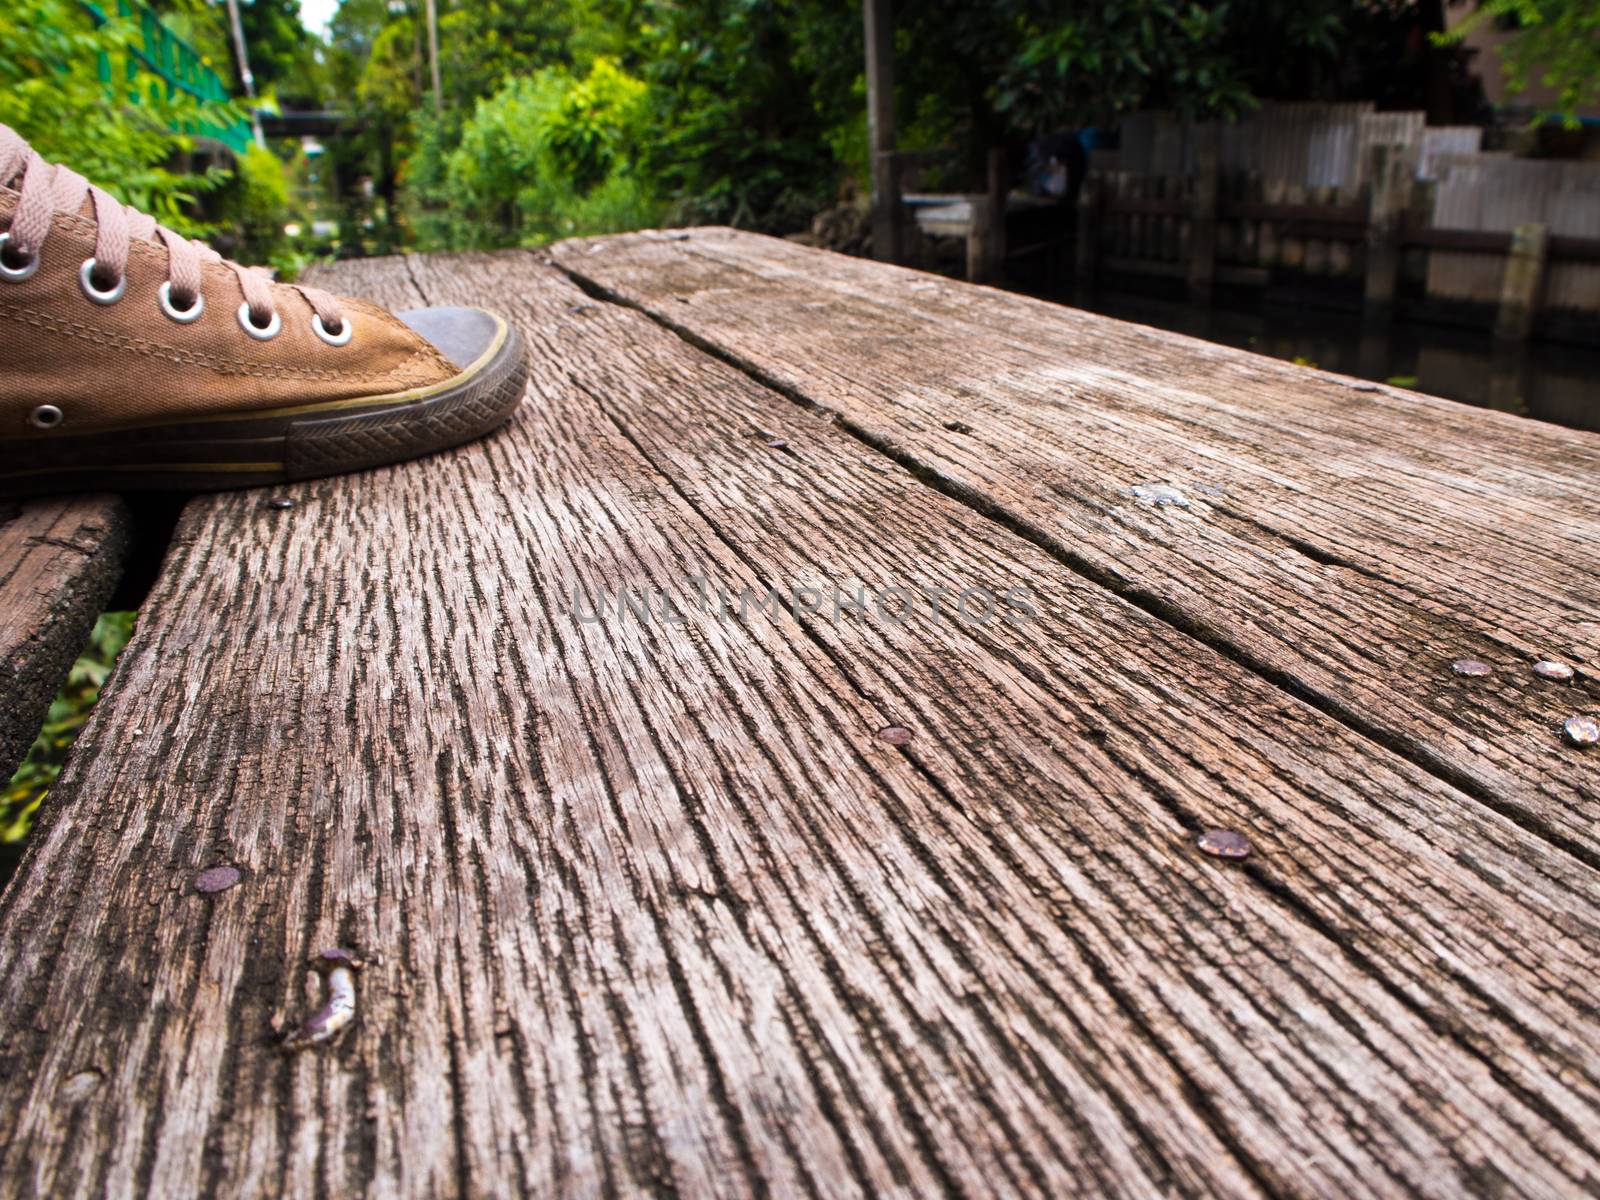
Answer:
1451, 659, 1492, 677
1197, 829, 1251, 860
1532, 660, 1575, 682
267, 497, 294, 510
876, 724, 914, 746
1564, 716, 1599, 748
194, 865, 242, 894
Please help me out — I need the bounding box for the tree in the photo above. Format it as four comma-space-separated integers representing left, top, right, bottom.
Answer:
437, 0, 582, 111
1, 0, 239, 233
1441, 0, 1600, 121
406, 56, 660, 248
887, 0, 1460, 187
903, 0, 1351, 136
233, 0, 326, 105
634, 0, 859, 229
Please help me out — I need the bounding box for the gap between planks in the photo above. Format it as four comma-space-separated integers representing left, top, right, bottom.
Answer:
0, 496, 131, 783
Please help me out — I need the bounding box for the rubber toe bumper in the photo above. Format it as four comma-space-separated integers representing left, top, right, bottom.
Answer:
284, 307, 526, 484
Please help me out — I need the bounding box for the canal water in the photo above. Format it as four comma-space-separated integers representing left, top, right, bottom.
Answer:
1059, 288, 1600, 434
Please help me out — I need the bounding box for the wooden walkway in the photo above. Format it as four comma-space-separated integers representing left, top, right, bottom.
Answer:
2, 229, 1598, 1197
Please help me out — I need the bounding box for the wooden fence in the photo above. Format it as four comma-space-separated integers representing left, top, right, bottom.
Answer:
1080, 104, 1600, 342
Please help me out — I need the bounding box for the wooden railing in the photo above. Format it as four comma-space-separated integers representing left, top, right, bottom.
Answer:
1073, 106, 1600, 344
81, 0, 252, 155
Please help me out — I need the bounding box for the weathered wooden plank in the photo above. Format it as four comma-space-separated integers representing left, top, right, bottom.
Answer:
0, 496, 130, 783
550, 228, 1600, 861
3, 249, 1600, 1197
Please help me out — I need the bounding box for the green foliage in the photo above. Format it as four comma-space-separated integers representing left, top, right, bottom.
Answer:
438, 0, 582, 112
1005, 4, 1260, 123
0, 0, 239, 235
1, 614, 137, 846
406, 57, 662, 249
548, 55, 651, 191
157, 0, 237, 79
333, 0, 1448, 243
211, 140, 307, 271
902, 0, 1356, 144
235, 0, 327, 104
635, 0, 858, 230
1438, 0, 1600, 122
1, 0, 306, 266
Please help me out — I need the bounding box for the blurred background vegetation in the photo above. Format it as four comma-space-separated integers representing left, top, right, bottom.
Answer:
9, 0, 1596, 268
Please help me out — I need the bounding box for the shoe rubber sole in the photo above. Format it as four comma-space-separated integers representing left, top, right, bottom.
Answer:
0, 315, 527, 497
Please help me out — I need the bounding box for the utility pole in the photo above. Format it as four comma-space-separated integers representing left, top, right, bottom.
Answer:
223, 0, 265, 146
424, 0, 442, 108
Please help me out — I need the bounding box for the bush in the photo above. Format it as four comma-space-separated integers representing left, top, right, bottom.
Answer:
0, 0, 238, 236
3, 0, 310, 276
404, 57, 663, 250
636, 0, 857, 233
210, 141, 305, 273
1, 613, 136, 851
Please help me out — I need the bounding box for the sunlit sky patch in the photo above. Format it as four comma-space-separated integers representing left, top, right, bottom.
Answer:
299, 0, 338, 39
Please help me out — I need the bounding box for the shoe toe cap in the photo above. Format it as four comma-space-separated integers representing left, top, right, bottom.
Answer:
396, 306, 505, 373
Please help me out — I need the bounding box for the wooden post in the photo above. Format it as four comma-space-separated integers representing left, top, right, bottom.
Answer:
1357, 327, 1390, 382
1305, 185, 1332, 276
1281, 180, 1307, 270
966, 147, 1007, 285
1075, 173, 1101, 298
1487, 344, 1530, 413
1189, 123, 1220, 303
1238, 170, 1261, 265
1494, 222, 1548, 343
1364, 144, 1414, 324
863, 0, 899, 262
966, 199, 989, 283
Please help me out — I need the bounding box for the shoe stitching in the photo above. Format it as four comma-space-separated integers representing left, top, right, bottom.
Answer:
0, 301, 450, 385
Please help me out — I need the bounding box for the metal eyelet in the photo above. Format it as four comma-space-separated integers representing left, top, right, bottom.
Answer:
158, 281, 205, 323
79, 258, 126, 305
237, 301, 281, 340
0, 233, 40, 282
29, 404, 64, 430
312, 312, 353, 347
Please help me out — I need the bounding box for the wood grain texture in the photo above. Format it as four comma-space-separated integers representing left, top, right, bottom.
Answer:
550, 228, 1600, 861
0, 495, 130, 783
1, 249, 1599, 1198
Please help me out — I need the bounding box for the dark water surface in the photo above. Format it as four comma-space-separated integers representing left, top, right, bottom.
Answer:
1058, 289, 1600, 434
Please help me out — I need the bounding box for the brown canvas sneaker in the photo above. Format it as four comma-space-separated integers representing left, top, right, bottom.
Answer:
0, 124, 527, 496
